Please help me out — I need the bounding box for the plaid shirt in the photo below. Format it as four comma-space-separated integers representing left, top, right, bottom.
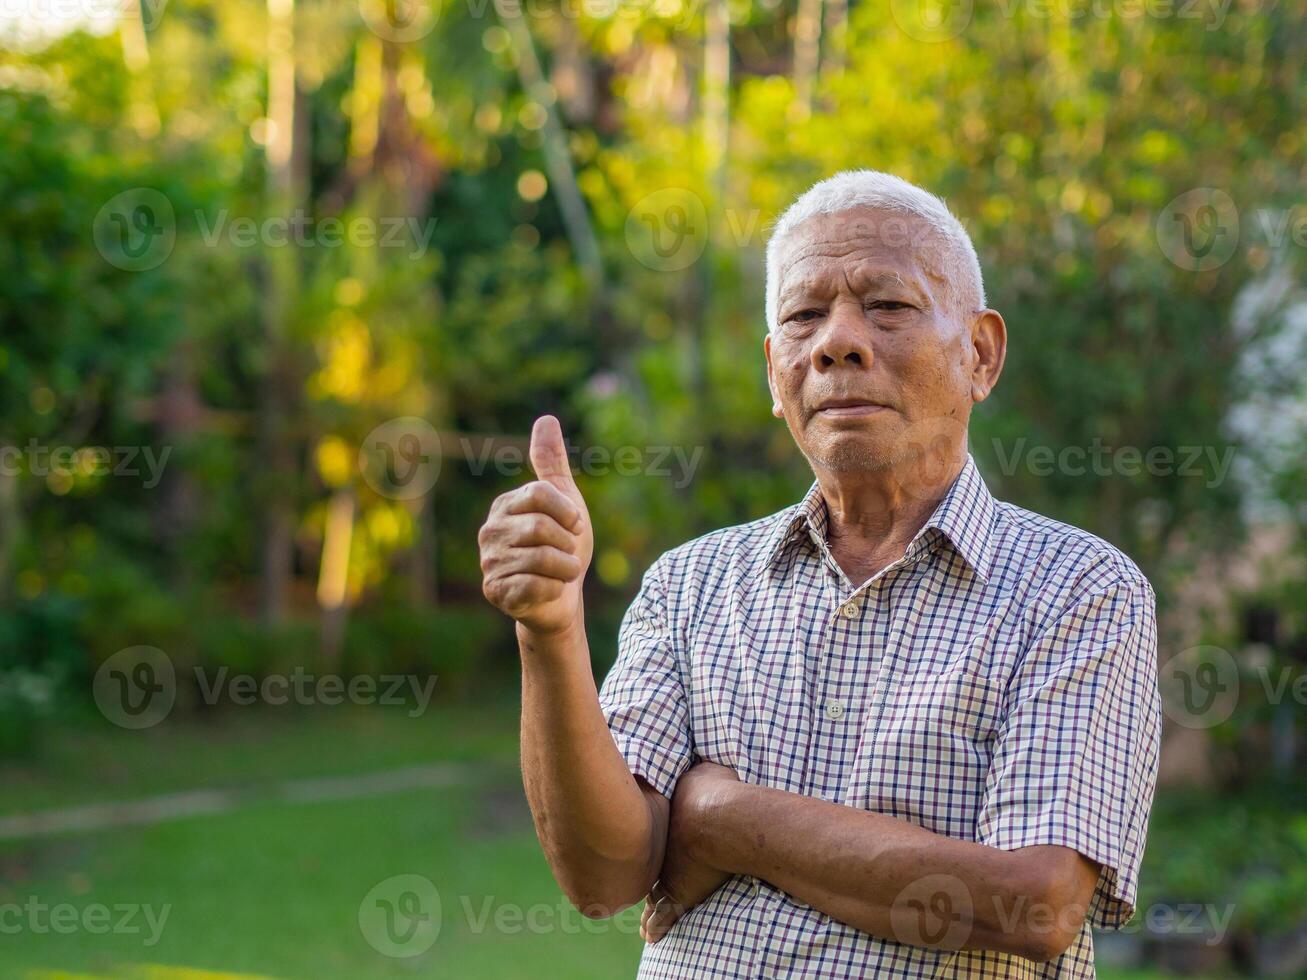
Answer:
598, 455, 1160, 979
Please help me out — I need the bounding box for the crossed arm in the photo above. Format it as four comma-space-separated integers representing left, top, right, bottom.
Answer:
517, 620, 1099, 965
640, 761, 1100, 963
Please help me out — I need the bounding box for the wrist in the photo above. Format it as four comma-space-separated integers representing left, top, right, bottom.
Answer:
516, 615, 591, 689
516, 604, 585, 647
685, 776, 749, 871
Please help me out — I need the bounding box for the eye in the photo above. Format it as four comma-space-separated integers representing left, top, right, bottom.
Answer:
786, 309, 823, 324
867, 300, 913, 312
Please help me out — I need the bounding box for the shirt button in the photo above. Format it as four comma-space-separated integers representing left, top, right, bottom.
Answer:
824, 699, 846, 720
840, 601, 858, 618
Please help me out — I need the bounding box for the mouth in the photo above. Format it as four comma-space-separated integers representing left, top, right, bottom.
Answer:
814, 398, 890, 418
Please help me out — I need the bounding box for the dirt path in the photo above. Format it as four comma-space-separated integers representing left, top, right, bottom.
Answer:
0, 763, 472, 840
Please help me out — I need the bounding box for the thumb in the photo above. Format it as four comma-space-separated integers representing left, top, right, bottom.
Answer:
529, 415, 580, 497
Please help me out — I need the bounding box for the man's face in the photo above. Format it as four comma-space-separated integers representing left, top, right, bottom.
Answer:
765, 207, 999, 478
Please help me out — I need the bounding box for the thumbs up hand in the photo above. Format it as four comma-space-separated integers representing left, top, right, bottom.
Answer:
479, 416, 593, 637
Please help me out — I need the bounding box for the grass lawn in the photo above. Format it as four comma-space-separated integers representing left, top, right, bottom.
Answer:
0, 697, 1201, 979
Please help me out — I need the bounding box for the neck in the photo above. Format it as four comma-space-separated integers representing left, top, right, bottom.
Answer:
813, 448, 966, 586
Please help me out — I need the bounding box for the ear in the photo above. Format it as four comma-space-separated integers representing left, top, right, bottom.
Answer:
764, 333, 784, 418
969, 309, 1007, 404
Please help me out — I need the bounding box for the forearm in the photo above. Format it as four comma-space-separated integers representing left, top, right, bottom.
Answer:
518, 617, 664, 915
697, 783, 1087, 961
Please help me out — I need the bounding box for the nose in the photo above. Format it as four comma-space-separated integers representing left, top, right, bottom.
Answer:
811, 300, 872, 371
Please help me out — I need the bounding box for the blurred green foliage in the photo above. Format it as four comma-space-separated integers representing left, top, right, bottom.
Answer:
0, 4, 1306, 970
2, 1, 1304, 694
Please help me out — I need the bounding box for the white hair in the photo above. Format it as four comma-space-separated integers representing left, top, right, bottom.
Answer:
763, 169, 985, 332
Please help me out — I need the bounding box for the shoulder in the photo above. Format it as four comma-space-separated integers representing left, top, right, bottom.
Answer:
990, 499, 1155, 626
637, 504, 797, 596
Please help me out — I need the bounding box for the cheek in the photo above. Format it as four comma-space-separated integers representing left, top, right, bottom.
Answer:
894, 339, 964, 403
774, 351, 808, 390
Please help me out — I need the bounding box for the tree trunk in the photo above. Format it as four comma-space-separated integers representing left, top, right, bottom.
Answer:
792, 0, 823, 117
494, 0, 603, 290
257, 0, 304, 624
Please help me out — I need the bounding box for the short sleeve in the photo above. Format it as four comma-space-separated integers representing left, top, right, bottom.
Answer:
976, 577, 1161, 929
597, 555, 694, 800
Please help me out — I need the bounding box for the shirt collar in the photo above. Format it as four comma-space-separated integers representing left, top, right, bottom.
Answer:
763, 454, 996, 582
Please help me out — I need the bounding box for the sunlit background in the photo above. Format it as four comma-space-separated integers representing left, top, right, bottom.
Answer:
2, 0, 1306, 976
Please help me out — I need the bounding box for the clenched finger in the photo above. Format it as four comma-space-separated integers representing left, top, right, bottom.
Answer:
643, 894, 683, 944
484, 572, 566, 610
503, 480, 583, 531
500, 546, 583, 582
499, 513, 580, 553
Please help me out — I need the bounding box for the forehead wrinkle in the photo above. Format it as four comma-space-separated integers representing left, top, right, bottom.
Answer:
779, 210, 939, 274
780, 255, 932, 313
779, 233, 867, 270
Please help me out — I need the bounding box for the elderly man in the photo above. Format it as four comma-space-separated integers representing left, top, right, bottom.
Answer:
478, 170, 1160, 978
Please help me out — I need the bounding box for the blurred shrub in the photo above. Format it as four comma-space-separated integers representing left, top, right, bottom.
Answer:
343, 604, 509, 698
1141, 785, 1307, 937
79, 560, 191, 666
0, 594, 83, 756
0, 667, 59, 757
193, 616, 319, 680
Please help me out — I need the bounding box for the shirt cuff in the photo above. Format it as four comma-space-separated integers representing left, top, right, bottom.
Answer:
982, 820, 1137, 929
607, 728, 691, 800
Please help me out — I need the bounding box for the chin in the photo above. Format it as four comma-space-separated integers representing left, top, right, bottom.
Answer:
806, 436, 898, 473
